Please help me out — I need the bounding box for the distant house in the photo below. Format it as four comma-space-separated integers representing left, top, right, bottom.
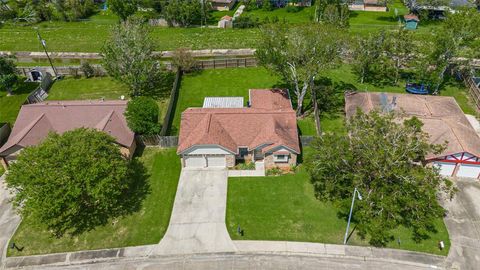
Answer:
345, 92, 480, 179
408, 0, 476, 18
0, 100, 136, 170
349, 0, 387, 11
211, 0, 237, 11
404, 14, 419, 29
178, 89, 300, 170
218, 15, 233, 28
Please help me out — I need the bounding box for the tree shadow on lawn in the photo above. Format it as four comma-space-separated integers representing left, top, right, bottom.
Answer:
65, 152, 151, 236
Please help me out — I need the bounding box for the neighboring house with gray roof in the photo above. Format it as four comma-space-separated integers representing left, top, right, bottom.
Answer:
0, 100, 136, 170
345, 92, 480, 179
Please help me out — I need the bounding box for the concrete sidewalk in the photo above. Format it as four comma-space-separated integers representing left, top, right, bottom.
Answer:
0, 175, 22, 269
153, 168, 236, 255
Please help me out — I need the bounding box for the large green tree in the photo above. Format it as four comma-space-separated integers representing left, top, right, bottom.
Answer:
256, 24, 345, 116
125, 96, 161, 135
109, 0, 138, 21
162, 0, 205, 27
306, 110, 454, 246
6, 129, 134, 237
314, 0, 350, 28
0, 56, 18, 96
417, 8, 480, 93
102, 18, 170, 97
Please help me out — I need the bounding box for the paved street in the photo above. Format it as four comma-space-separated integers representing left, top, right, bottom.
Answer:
443, 179, 480, 270
0, 175, 21, 268
154, 168, 236, 255
16, 253, 443, 270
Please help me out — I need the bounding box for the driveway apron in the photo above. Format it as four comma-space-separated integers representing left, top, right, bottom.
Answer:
154, 168, 236, 255
443, 179, 480, 270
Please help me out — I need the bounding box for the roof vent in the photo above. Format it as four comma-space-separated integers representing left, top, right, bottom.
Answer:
120, 95, 125, 100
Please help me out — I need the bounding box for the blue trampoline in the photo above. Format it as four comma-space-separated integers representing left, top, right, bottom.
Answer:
406, 83, 429, 95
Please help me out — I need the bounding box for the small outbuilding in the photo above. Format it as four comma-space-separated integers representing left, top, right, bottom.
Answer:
218, 15, 233, 28
345, 92, 480, 179
404, 14, 420, 30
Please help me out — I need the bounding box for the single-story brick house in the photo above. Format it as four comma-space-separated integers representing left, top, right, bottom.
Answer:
345, 92, 480, 179
0, 100, 136, 170
178, 89, 300, 170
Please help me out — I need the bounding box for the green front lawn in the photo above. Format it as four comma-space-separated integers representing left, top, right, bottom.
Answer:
8, 147, 181, 256
226, 164, 450, 256
0, 81, 39, 125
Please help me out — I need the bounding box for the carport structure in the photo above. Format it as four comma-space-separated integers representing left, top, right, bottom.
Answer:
345, 92, 480, 179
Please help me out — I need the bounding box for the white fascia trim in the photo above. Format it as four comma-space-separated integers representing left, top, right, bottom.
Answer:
179, 144, 236, 155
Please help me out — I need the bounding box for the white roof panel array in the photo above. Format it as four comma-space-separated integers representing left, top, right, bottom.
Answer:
203, 97, 244, 108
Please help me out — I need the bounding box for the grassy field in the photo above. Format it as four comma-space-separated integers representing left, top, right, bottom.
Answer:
226, 165, 451, 256
8, 147, 181, 256
48, 76, 170, 121
0, 1, 440, 53
0, 81, 39, 125
48, 77, 128, 100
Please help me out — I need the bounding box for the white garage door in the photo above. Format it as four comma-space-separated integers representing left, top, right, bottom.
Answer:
434, 162, 456, 177
456, 164, 480, 178
206, 155, 226, 167
184, 155, 205, 168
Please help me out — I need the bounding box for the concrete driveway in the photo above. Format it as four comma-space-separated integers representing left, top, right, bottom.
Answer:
154, 168, 236, 255
443, 179, 480, 270
0, 175, 21, 268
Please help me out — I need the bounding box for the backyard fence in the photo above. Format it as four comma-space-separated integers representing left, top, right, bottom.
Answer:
300, 136, 315, 147
25, 73, 54, 104
463, 74, 480, 111
160, 68, 182, 136
136, 135, 179, 147
193, 58, 257, 70
18, 65, 105, 77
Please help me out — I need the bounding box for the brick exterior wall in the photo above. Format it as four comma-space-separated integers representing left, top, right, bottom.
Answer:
226, 154, 235, 168
264, 153, 297, 170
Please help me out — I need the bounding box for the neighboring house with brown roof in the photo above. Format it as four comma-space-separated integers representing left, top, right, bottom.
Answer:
345, 92, 480, 179
0, 100, 136, 170
178, 89, 300, 170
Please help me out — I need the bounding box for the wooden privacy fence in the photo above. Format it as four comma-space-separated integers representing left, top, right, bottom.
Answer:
300, 136, 315, 147
136, 135, 179, 147
160, 68, 182, 136
195, 58, 257, 69
465, 76, 480, 111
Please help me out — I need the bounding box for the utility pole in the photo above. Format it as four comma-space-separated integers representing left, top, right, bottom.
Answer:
35, 28, 58, 78
343, 187, 362, 245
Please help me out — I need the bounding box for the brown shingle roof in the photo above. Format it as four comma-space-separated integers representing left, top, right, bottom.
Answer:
178, 89, 300, 155
0, 100, 135, 156
345, 92, 480, 159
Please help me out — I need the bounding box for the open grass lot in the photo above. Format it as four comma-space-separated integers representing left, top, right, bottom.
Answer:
0, 1, 439, 53
8, 147, 181, 256
226, 162, 451, 256
0, 81, 39, 125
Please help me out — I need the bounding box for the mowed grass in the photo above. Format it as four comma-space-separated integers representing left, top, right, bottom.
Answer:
48, 76, 170, 121
226, 164, 451, 256
0, 81, 39, 125
48, 77, 128, 100
0, 1, 440, 53
8, 147, 181, 256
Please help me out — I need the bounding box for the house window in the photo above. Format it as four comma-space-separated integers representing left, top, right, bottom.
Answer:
274, 154, 289, 163
239, 147, 248, 157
